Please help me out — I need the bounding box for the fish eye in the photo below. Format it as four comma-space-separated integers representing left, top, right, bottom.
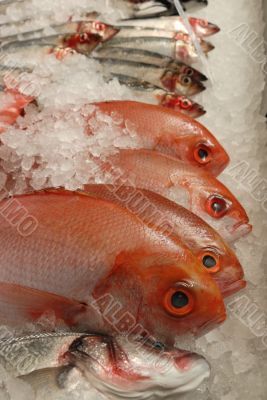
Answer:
181, 76, 191, 86
80, 33, 89, 42
206, 196, 229, 218
194, 144, 211, 164
200, 252, 220, 273
93, 21, 106, 31
181, 99, 192, 110
163, 287, 194, 317
184, 67, 194, 77
199, 19, 208, 27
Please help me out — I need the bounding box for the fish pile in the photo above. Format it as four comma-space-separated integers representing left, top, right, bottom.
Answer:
0, 1, 253, 399
0, 0, 220, 118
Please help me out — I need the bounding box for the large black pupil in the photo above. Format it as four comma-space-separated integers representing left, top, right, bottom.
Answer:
212, 201, 223, 213
203, 255, 216, 268
198, 148, 208, 160
171, 291, 189, 309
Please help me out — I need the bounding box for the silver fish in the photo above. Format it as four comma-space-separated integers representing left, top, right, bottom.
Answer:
0, 332, 210, 399
101, 35, 213, 63
96, 57, 205, 95
0, 34, 101, 68
0, 20, 119, 44
120, 16, 220, 37
95, 46, 208, 81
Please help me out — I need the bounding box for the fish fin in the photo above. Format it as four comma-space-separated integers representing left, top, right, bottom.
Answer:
0, 282, 87, 327
20, 366, 73, 396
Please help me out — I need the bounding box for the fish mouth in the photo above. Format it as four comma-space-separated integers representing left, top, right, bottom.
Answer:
231, 221, 252, 240
207, 23, 220, 36
174, 351, 204, 371
200, 40, 215, 54
190, 105, 206, 118
221, 279, 247, 298
188, 82, 206, 96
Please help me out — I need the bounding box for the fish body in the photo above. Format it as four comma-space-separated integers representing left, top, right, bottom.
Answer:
90, 101, 229, 176
127, 0, 177, 19
114, 27, 214, 56
0, 33, 101, 68
0, 331, 211, 398
101, 35, 211, 63
95, 46, 208, 81
120, 16, 220, 38
97, 57, 205, 95
82, 184, 246, 297
0, 190, 226, 343
106, 149, 251, 242
0, 20, 119, 44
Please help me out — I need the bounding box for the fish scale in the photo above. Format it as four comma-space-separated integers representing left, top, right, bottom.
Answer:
0, 189, 226, 344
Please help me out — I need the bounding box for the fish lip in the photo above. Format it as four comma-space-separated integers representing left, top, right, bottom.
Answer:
197, 71, 208, 82
201, 41, 215, 53
174, 351, 204, 370
189, 82, 206, 96
231, 221, 252, 237
221, 279, 247, 298
208, 23, 220, 35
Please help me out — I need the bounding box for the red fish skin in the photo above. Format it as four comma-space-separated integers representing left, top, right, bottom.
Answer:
90, 101, 230, 177
82, 184, 246, 297
0, 89, 33, 133
105, 149, 251, 242
0, 190, 226, 344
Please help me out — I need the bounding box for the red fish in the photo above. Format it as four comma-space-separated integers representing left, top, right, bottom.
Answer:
82, 184, 246, 297
90, 101, 229, 176
105, 149, 252, 242
0, 88, 33, 133
0, 190, 226, 344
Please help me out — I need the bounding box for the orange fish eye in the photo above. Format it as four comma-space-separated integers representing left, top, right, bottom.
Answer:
194, 144, 211, 164
206, 195, 229, 218
163, 287, 194, 317
199, 252, 220, 273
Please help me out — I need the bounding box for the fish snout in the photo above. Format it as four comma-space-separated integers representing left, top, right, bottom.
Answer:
206, 22, 221, 36
230, 221, 252, 241
200, 40, 215, 54
220, 279, 247, 298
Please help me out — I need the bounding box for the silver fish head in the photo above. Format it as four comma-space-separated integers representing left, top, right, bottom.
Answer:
68, 334, 211, 398
189, 18, 220, 37
78, 21, 120, 42
161, 70, 206, 96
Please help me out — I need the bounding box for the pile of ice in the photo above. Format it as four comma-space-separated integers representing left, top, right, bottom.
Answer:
0, 0, 128, 35
0, 53, 150, 194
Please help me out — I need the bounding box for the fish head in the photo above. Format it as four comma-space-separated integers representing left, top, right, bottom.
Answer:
177, 64, 208, 82
63, 32, 102, 54
93, 252, 226, 345
195, 244, 246, 297
171, 124, 230, 176
78, 21, 119, 42
189, 18, 220, 38
69, 335, 211, 397
160, 70, 205, 96
177, 170, 252, 241
160, 94, 206, 118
